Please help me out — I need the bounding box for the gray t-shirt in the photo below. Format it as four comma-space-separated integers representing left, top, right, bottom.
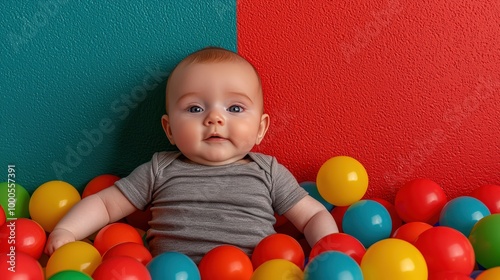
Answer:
115, 151, 307, 263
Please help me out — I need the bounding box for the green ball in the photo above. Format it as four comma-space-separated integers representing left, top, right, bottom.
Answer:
0, 182, 31, 219
469, 213, 500, 269
48, 270, 93, 280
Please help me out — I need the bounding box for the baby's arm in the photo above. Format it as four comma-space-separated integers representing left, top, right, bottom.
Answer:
44, 185, 137, 255
284, 195, 339, 247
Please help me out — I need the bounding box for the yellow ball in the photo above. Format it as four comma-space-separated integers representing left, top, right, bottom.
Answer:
316, 156, 368, 206
29, 180, 81, 232
45, 241, 101, 278
477, 267, 500, 280
361, 238, 428, 280
251, 259, 303, 280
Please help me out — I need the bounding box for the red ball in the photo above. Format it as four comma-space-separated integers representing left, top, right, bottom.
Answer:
392, 222, 433, 245
470, 184, 500, 214
370, 198, 403, 235
428, 271, 473, 280
0, 205, 5, 227
309, 233, 366, 264
0, 218, 46, 259
330, 205, 349, 232
94, 223, 143, 255
102, 242, 152, 266
126, 206, 153, 232
251, 233, 305, 270
198, 245, 253, 280
92, 256, 151, 280
273, 212, 288, 228
414, 226, 475, 275
395, 178, 447, 224
82, 174, 120, 198
0, 251, 44, 280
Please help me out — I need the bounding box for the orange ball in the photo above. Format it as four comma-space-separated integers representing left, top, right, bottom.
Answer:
251, 233, 305, 270
199, 245, 253, 280
392, 222, 433, 245
82, 174, 120, 198
94, 223, 143, 255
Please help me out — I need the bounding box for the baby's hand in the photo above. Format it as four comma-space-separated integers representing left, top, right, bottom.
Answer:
44, 228, 77, 255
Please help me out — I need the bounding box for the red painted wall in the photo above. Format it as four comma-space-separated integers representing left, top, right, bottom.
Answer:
238, 0, 499, 202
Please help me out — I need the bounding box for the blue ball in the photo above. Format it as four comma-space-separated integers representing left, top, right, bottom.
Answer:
304, 251, 363, 280
300, 181, 334, 211
147, 252, 200, 280
439, 196, 491, 237
342, 200, 392, 248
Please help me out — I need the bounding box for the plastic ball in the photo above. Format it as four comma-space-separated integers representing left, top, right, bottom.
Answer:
439, 196, 490, 236
45, 241, 102, 278
476, 267, 500, 280
414, 226, 475, 275
198, 245, 253, 280
304, 251, 363, 280
273, 212, 288, 228
93, 256, 151, 280
0, 182, 31, 219
102, 242, 152, 265
470, 184, 500, 214
370, 197, 403, 235
0, 251, 44, 280
0, 218, 46, 259
82, 174, 120, 198
361, 238, 428, 280
300, 181, 334, 211
330, 205, 348, 232
126, 206, 153, 231
250, 259, 303, 280
395, 178, 447, 225
94, 222, 143, 255
0, 205, 5, 227
316, 156, 368, 206
342, 200, 392, 248
48, 270, 93, 280
147, 252, 200, 280
468, 213, 500, 269
392, 221, 433, 244
428, 271, 473, 280
309, 233, 366, 264
251, 233, 305, 270
29, 180, 81, 232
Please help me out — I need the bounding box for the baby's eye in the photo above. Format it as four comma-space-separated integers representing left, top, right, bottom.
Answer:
188, 106, 204, 113
227, 105, 244, 113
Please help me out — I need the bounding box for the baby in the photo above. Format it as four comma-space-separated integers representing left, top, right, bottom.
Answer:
45, 47, 339, 263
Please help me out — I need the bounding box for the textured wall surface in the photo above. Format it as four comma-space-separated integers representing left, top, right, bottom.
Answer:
238, 0, 500, 201
1, 1, 236, 193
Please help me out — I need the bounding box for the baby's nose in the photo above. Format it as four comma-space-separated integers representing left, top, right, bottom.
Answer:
203, 109, 225, 126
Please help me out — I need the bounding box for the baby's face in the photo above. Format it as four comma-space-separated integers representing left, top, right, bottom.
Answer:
162, 61, 269, 166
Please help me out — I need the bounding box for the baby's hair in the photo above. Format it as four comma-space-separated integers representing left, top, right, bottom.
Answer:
165, 47, 262, 113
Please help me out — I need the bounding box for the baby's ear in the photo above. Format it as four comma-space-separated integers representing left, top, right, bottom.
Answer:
256, 113, 270, 145
161, 115, 175, 145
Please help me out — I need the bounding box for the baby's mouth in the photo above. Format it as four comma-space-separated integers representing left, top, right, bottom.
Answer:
205, 134, 226, 141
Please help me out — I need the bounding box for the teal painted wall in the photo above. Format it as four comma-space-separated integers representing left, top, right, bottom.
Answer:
1, 1, 236, 193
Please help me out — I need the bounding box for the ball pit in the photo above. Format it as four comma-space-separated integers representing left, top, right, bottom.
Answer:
1, 158, 498, 280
